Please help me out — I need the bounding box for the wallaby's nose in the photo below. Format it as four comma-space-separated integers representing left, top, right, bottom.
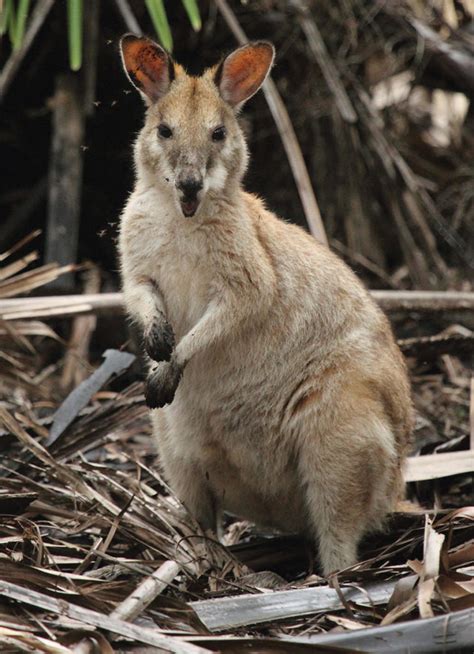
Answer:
177, 178, 203, 200
177, 177, 203, 217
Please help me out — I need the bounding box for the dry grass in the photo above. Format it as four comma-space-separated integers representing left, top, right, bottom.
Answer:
0, 237, 472, 652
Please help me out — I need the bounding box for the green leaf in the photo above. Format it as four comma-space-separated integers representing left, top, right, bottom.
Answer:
67, 0, 83, 70
181, 0, 201, 32
13, 0, 30, 50
7, 0, 16, 45
145, 0, 173, 52
0, 0, 12, 37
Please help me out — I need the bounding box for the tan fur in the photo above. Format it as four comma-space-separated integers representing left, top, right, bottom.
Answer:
118, 37, 413, 575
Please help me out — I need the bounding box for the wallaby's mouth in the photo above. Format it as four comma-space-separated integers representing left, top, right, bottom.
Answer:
180, 198, 200, 217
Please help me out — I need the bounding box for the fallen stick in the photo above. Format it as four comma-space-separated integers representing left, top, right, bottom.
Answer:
110, 559, 181, 621
404, 450, 474, 483
0, 264, 77, 299
0, 579, 206, 654
187, 607, 474, 653
189, 579, 395, 631
0, 292, 121, 320
371, 290, 474, 312
74, 560, 182, 653
1, 290, 473, 321
0, 627, 71, 654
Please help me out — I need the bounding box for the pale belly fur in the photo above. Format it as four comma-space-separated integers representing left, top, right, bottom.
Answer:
151, 328, 340, 535
154, 397, 309, 533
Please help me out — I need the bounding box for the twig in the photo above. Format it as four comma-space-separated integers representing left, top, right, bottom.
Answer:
294, 1, 357, 123
2, 290, 474, 321
110, 560, 181, 621
409, 17, 474, 96
388, 190, 433, 288
331, 239, 397, 288
0, 627, 71, 654
355, 89, 449, 283
0, 229, 42, 262
214, 0, 327, 245
0, 0, 55, 102
0, 264, 77, 299
113, 0, 142, 35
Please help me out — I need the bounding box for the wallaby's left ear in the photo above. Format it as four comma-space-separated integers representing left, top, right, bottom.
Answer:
120, 34, 174, 104
215, 41, 275, 108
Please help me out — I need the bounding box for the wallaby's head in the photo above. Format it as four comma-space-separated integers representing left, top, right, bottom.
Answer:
120, 35, 274, 218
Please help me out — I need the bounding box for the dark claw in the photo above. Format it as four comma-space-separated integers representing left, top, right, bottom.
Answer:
145, 359, 183, 409
144, 316, 175, 362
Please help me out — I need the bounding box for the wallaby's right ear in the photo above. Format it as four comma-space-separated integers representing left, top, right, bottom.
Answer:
215, 41, 274, 109
120, 34, 174, 104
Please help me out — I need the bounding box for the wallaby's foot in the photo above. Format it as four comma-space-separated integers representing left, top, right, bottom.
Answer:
144, 315, 175, 362
319, 539, 358, 577
145, 359, 182, 408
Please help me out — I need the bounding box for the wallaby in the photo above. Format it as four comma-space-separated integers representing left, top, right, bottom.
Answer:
118, 34, 413, 575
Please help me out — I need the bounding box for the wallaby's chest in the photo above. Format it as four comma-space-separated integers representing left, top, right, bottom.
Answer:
147, 226, 212, 335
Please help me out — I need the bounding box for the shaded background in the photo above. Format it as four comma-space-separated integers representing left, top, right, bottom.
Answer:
1, 0, 473, 293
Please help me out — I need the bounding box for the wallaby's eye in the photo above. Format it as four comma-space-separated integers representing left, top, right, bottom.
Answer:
212, 126, 226, 142
158, 123, 173, 139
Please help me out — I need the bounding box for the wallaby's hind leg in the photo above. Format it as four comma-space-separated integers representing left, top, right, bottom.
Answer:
299, 417, 399, 576
161, 452, 220, 533
303, 470, 363, 575
151, 414, 221, 534
309, 496, 362, 575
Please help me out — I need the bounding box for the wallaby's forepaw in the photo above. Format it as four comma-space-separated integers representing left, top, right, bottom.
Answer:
145, 359, 182, 408
144, 316, 175, 362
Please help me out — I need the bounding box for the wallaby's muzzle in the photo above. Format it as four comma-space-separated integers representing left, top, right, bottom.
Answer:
177, 175, 203, 218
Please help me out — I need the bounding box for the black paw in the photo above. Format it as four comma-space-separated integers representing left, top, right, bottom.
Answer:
145, 359, 183, 408
144, 316, 175, 362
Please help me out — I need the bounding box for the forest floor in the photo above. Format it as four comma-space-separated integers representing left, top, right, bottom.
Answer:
0, 249, 473, 653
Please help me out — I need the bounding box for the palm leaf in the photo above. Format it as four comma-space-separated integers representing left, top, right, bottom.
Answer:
0, 0, 12, 36
181, 0, 201, 32
5, 0, 17, 45
13, 0, 30, 50
67, 0, 83, 71
145, 0, 173, 52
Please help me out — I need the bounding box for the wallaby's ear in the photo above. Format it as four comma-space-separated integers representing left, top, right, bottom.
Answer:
215, 41, 274, 108
120, 34, 174, 103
